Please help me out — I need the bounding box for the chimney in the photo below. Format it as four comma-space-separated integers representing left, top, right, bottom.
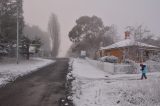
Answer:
125, 31, 130, 39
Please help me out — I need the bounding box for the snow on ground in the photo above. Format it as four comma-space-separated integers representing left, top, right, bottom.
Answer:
70, 58, 160, 106
0, 58, 54, 86
72, 58, 109, 79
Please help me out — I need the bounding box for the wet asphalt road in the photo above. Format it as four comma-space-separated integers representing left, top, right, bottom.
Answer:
0, 58, 69, 106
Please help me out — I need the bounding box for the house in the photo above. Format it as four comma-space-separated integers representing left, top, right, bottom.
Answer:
29, 44, 41, 54
96, 33, 159, 62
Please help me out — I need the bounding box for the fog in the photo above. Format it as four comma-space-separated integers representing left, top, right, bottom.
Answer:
23, 0, 160, 57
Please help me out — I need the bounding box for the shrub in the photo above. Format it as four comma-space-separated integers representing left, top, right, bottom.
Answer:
99, 56, 118, 63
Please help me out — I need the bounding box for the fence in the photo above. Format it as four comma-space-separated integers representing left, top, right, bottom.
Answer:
86, 58, 160, 74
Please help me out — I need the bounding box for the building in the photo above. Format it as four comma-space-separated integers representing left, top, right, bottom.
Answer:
96, 33, 159, 62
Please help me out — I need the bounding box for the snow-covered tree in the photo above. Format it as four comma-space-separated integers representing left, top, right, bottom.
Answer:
69, 16, 105, 43
0, 0, 24, 42
67, 16, 115, 58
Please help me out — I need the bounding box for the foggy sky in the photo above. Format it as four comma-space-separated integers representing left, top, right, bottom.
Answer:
23, 0, 160, 57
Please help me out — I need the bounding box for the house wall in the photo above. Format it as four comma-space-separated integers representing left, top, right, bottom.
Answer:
97, 46, 159, 62
127, 46, 140, 61
110, 49, 123, 59
101, 49, 123, 62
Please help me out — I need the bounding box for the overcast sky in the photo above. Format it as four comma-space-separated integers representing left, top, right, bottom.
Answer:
23, 0, 160, 56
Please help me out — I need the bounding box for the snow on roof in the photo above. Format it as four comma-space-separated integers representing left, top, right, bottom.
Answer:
100, 39, 158, 50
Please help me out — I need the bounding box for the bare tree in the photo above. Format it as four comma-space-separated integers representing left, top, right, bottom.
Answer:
48, 13, 60, 57
126, 25, 150, 41
126, 25, 151, 62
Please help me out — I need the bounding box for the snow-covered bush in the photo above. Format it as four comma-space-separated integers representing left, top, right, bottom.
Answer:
99, 56, 118, 63
124, 59, 133, 64
150, 54, 160, 62
145, 60, 160, 72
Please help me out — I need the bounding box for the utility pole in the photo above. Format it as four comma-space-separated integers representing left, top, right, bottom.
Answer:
0, 0, 3, 38
16, 2, 19, 64
139, 26, 143, 63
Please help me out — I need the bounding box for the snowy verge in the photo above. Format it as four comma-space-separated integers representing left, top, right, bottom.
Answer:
72, 58, 109, 79
70, 58, 160, 106
0, 58, 55, 87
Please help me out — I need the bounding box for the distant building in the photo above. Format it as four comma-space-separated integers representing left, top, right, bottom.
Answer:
29, 44, 41, 54
80, 50, 86, 58
96, 32, 160, 62
29, 45, 36, 54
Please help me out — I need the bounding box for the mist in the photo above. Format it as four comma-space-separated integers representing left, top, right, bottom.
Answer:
23, 0, 160, 56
